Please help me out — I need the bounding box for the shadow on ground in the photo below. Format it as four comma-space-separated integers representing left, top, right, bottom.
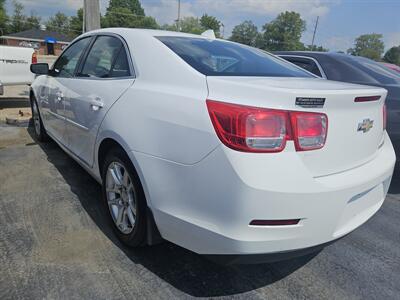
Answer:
27, 127, 321, 297
0, 98, 30, 109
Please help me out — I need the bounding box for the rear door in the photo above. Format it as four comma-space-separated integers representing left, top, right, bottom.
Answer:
40, 37, 92, 143
62, 34, 134, 166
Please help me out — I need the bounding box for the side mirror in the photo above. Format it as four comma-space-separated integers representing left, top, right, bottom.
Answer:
30, 63, 49, 75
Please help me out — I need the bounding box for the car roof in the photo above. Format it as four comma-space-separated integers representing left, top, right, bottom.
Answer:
80, 27, 214, 40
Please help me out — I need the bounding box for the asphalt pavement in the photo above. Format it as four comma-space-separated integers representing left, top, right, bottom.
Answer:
0, 125, 399, 300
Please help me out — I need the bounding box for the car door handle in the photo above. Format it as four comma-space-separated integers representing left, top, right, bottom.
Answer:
55, 91, 64, 103
90, 98, 104, 111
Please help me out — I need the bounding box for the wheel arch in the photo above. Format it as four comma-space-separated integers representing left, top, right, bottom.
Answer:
96, 135, 162, 245
96, 134, 152, 207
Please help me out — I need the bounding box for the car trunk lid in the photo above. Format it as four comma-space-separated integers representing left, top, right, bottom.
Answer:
206, 77, 388, 177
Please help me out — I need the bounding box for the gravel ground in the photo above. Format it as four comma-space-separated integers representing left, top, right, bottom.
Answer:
0, 126, 399, 300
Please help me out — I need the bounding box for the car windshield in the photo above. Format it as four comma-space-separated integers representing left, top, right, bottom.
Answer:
156, 36, 313, 77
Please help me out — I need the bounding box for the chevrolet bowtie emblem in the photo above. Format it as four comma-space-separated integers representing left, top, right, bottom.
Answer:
357, 119, 374, 133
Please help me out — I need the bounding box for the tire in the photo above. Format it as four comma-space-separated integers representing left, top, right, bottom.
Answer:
30, 97, 49, 142
101, 147, 147, 247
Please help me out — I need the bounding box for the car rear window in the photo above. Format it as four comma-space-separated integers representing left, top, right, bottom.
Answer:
156, 36, 312, 77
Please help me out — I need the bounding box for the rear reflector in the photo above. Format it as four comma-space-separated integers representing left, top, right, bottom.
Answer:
206, 100, 327, 153
354, 95, 381, 102
250, 219, 301, 226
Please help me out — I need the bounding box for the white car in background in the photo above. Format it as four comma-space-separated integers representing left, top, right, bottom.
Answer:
0, 45, 36, 95
30, 28, 395, 264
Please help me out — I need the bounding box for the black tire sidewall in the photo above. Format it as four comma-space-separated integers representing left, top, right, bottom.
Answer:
101, 148, 147, 247
30, 97, 48, 142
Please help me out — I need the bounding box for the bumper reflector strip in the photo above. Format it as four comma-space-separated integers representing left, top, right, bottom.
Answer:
250, 219, 301, 226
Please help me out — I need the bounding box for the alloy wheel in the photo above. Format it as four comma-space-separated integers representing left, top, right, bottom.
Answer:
105, 162, 137, 234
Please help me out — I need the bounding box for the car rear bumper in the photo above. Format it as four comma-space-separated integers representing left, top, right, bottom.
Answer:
132, 132, 396, 257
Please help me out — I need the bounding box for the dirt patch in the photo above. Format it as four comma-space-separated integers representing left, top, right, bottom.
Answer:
0, 107, 31, 124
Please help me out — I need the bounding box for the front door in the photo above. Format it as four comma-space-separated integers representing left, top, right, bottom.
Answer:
63, 35, 134, 166
40, 37, 92, 144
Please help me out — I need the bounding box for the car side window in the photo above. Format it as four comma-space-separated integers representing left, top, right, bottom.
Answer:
284, 57, 322, 77
110, 48, 131, 77
53, 37, 91, 78
79, 36, 130, 78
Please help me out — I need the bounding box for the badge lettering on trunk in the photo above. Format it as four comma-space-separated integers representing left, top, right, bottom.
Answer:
357, 119, 374, 133
295, 97, 325, 108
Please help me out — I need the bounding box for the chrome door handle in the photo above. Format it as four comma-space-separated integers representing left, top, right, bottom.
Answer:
90, 98, 104, 111
55, 91, 64, 103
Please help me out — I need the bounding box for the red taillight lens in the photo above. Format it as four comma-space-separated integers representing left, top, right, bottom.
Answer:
383, 104, 387, 131
206, 100, 290, 152
206, 100, 328, 153
290, 112, 328, 151
32, 52, 37, 64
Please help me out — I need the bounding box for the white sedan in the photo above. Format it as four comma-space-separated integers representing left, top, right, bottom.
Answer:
30, 28, 396, 264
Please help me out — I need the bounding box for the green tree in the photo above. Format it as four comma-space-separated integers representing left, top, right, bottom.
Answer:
46, 12, 70, 34
383, 46, 400, 65
200, 14, 221, 36
230, 20, 259, 47
347, 33, 384, 60
108, 0, 144, 16
136, 16, 158, 29
9, 0, 27, 33
306, 44, 328, 52
0, 0, 8, 34
260, 11, 306, 51
180, 17, 202, 34
103, 0, 158, 28
70, 8, 83, 37
26, 12, 41, 29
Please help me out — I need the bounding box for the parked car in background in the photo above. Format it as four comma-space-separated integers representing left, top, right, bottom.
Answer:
380, 62, 400, 74
276, 51, 400, 159
0, 45, 36, 95
30, 29, 395, 264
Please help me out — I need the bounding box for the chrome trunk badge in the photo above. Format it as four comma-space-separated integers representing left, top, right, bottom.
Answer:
357, 118, 374, 133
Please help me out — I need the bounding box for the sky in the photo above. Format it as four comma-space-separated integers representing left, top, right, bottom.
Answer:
5, 0, 400, 52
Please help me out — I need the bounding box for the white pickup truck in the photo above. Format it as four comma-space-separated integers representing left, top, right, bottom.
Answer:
0, 45, 36, 95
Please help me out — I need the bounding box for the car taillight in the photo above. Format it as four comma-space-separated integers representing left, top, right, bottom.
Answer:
383, 104, 387, 131
290, 112, 328, 151
206, 100, 328, 153
32, 52, 37, 64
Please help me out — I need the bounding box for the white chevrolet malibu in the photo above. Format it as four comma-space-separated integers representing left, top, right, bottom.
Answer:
30, 28, 395, 264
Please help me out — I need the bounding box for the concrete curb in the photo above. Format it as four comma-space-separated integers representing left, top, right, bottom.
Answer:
6, 116, 31, 127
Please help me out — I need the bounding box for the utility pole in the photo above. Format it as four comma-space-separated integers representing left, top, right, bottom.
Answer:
177, 0, 181, 31
311, 16, 319, 48
83, 0, 101, 33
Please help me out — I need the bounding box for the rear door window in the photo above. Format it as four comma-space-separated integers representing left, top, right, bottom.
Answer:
156, 36, 312, 78
281, 56, 323, 77
78, 36, 130, 78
